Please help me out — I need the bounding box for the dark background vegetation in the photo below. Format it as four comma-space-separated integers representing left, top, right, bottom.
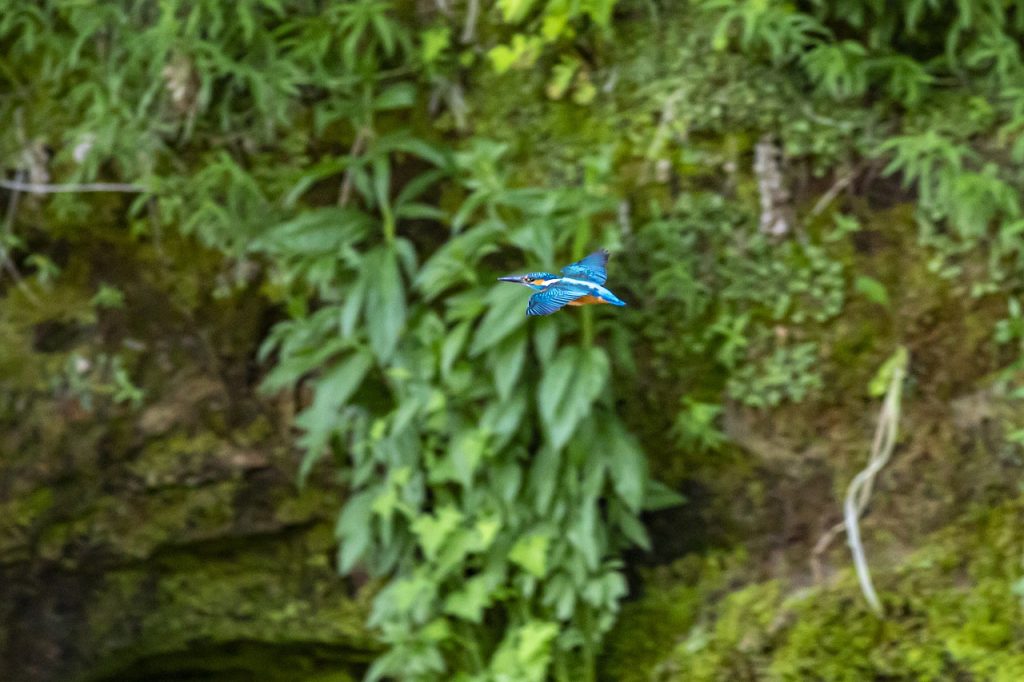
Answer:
3, 1, 1024, 680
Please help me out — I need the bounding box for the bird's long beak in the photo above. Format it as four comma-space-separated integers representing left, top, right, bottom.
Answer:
497, 275, 521, 282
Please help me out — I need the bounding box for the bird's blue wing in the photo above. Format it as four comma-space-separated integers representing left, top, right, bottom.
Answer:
561, 249, 609, 285
526, 283, 585, 316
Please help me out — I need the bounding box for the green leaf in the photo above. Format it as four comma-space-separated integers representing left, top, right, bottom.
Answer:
498, 0, 538, 23
581, 0, 616, 27
868, 346, 909, 397
490, 331, 527, 401
532, 319, 559, 365
411, 505, 463, 561
509, 533, 550, 577
378, 572, 438, 625
474, 516, 501, 549
336, 488, 376, 573
374, 82, 416, 110
469, 284, 528, 355
673, 398, 725, 452
537, 348, 577, 424
365, 247, 407, 362
567, 500, 600, 569
421, 26, 450, 63
255, 208, 370, 257
542, 573, 576, 620
90, 283, 125, 309
614, 503, 651, 550
538, 347, 609, 450
546, 57, 578, 100
449, 429, 487, 487
603, 421, 647, 511
295, 351, 373, 483
528, 446, 561, 514
441, 320, 472, 378
490, 621, 559, 682
487, 34, 541, 74
643, 479, 686, 511
340, 274, 367, 338
571, 76, 597, 105
260, 337, 350, 394
444, 573, 493, 623
380, 133, 452, 170
481, 390, 528, 447
854, 275, 891, 308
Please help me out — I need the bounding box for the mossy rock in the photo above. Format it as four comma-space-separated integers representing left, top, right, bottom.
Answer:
77, 527, 376, 682
604, 496, 1024, 681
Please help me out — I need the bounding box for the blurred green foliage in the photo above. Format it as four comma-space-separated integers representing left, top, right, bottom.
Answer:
3, 0, 1024, 679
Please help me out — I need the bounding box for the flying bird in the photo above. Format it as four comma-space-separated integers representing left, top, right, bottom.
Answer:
497, 249, 627, 316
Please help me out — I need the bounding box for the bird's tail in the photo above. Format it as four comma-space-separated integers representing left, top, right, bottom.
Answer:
606, 294, 626, 306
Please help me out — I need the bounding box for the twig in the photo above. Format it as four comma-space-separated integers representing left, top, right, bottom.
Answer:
0, 170, 40, 304
461, 0, 480, 43
617, 200, 632, 236
820, 349, 908, 615
3, 172, 23, 230
809, 167, 859, 218
0, 180, 147, 194
338, 129, 369, 207
810, 517, 846, 583
643, 87, 685, 177
800, 102, 853, 130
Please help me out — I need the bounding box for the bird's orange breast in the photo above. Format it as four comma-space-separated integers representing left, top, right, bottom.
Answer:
568, 295, 609, 307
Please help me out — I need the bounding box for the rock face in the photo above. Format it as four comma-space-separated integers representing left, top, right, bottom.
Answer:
0, 400, 374, 681
0, 239, 375, 681
2, 417, 375, 681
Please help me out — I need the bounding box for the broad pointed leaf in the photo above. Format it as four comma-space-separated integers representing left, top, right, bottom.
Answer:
490, 331, 527, 400
365, 247, 406, 362
335, 488, 376, 573
469, 284, 528, 355
295, 351, 373, 483
537, 347, 609, 450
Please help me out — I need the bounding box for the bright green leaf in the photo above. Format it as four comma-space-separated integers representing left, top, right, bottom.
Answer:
855, 275, 891, 308
412, 505, 463, 561
509, 533, 550, 577
444, 574, 493, 623
498, 0, 538, 23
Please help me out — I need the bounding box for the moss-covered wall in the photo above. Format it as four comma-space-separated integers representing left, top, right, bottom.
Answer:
606, 493, 1024, 681
0, 225, 375, 681
5, 1, 1024, 679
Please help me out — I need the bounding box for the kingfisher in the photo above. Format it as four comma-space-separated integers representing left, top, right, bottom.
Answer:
497, 249, 627, 316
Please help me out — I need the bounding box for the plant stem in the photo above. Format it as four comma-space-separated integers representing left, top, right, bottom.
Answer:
582, 308, 594, 348
574, 218, 593, 348
0, 169, 39, 304
338, 127, 368, 208
580, 605, 597, 682
0, 179, 146, 193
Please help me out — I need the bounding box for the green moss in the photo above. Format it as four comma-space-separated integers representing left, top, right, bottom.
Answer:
87, 641, 360, 682
37, 480, 238, 562
615, 497, 1024, 681
81, 522, 375, 681
0, 486, 54, 557
277, 487, 339, 527
128, 430, 226, 488
601, 551, 748, 681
